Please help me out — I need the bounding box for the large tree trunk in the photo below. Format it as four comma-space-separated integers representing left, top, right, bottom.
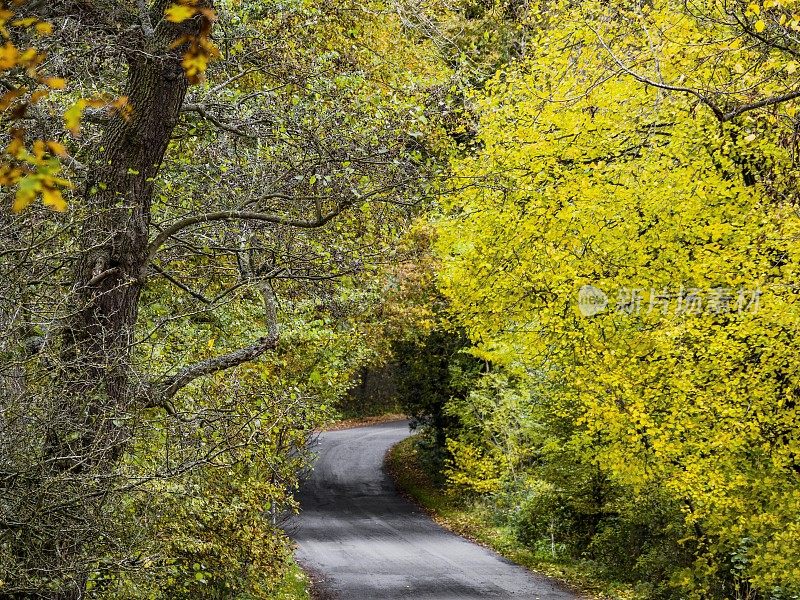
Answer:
64, 48, 189, 403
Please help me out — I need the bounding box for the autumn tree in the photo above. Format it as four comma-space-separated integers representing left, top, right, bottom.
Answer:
0, 0, 449, 596
435, 0, 800, 597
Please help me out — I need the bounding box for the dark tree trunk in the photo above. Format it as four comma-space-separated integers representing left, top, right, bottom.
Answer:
65, 48, 189, 401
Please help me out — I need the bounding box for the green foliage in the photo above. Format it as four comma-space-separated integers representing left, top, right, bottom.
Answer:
97, 471, 295, 598
2, 0, 454, 595
9, 0, 800, 595
78, 360, 328, 598
108, 265, 387, 596
393, 328, 483, 457
272, 561, 312, 600
387, 434, 643, 600
422, 372, 696, 598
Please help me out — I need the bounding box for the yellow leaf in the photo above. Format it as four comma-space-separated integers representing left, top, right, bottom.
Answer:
0, 165, 22, 186
0, 41, 19, 70
34, 21, 53, 35
6, 128, 24, 157
46, 141, 68, 157
30, 89, 49, 103
64, 99, 86, 135
0, 87, 24, 111
18, 48, 39, 66
165, 4, 196, 23
84, 98, 108, 108
32, 140, 45, 159
44, 77, 66, 89
198, 7, 217, 21
41, 186, 66, 211
182, 51, 209, 82
12, 186, 35, 213
755, 19, 766, 32
110, 96, 132, 119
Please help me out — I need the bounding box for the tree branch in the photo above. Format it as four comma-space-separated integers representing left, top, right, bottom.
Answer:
238, 233, 280, 340
161, 335, 278, 401
146, 334, 278, 410
722, 88, 800, 121
147, 180, 408, 265
146, 198, 351, 264
594, 27, 800, 122
150, 263, 211, 303
86, 267, 120, 287
138, 0, 154, 36
593, 29, 725, 121
140, 181, 410, 413
182, 103, 252, 137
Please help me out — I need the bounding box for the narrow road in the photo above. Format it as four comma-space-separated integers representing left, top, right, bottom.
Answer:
291, 421, 579, 600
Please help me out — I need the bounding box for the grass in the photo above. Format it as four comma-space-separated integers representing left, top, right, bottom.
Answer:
385, 435, 640, 600
271, 560, 311, 600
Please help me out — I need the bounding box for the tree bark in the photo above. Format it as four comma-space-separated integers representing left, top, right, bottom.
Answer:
68, 42, 188, 393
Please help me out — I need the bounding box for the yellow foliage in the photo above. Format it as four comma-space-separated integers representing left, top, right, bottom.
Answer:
437, 1, 800, 594
0, 41, 18, 69
166, 1, 218, 84
445, 438, 506, 494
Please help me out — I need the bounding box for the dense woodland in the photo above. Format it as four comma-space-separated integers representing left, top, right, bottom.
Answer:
0, 0, 798, 598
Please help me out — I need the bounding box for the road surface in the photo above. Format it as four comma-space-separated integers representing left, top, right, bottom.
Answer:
291, 420, 579, 600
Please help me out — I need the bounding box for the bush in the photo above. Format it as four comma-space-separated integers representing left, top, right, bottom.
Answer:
95, 466, 296, 599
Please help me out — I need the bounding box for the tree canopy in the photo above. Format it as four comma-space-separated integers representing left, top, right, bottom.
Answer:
2, 0, 799, 598
431, 1, 800, 596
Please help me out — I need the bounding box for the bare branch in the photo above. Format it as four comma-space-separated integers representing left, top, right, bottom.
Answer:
149, 263, 211, 303
146, 199, 351, 264
86, 267, 120, 287
147, 180, 409, 264
153, 334, 278, 405
238, 233, 279, 340
182, 103, 252, 137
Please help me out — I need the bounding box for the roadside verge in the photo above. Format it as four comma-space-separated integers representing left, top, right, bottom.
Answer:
385, 435, 638, 600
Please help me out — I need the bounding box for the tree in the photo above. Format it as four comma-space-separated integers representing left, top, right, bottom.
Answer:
436, 1, 800, 596
0, 0, 448, 596
393, 328, 482, 452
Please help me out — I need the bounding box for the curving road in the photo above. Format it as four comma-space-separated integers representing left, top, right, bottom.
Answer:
291, 420, 579, 600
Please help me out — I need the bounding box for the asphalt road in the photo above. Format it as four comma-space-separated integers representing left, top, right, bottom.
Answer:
291, 420, 579, 600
